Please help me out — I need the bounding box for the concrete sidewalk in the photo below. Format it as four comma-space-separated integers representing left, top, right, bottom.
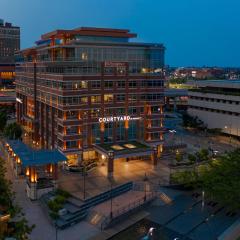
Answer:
1, 141, 100, 240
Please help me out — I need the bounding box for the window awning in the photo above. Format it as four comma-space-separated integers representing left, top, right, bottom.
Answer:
6, 140, 67, 167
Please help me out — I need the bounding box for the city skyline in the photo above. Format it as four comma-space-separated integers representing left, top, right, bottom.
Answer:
1, 0, 240, 67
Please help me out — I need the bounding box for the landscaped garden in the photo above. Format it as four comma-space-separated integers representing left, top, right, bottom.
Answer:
170, 148, 240, 210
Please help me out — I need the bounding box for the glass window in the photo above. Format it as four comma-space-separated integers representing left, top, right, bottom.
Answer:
128, 122, 137, 140
116, 94, 125, 102
104, 80, 113, 89
129, 80, 137, 88
116, 108, 125, 114
128, 107, 137, 114
91, 95, 101, 103
104, 94, 113, 102
66, 141, 78, 148
104, 122, 113, 143
128, 94, 137, 102
116, 122, 125, 141
66, 111, 78, 119
116, 80, 125, 88
90, 81, 101, 89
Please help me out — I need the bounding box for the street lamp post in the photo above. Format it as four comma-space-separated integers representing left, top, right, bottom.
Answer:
83, 164, 86, 200
143, 172, 148, 202
55, 224, 58, 240
224, 125, 232, 144
110, 180, 113, 219
169, 129, 176, 145
201, 190, 205, 211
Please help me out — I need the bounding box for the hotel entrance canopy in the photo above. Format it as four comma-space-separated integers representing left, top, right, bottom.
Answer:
6, 140, 67, 167
93, 141, 153, 159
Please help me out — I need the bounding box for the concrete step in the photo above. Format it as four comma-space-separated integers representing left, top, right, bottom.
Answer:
87, 210, 107, 228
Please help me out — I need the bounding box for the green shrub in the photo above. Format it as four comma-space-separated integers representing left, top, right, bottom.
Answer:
175, 153, 183, 163
197, 148, 209, 162
47, 200, 62, 212
49, 211, 59, 220
54, 195, 66, 205
170, 171, 198, 186
55, 188, 71, 198
4, 122, 22, 139
188, 154, 196, 164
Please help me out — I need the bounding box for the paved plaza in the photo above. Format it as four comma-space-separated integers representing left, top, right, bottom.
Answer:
1, 128, 238, 240
58, 158, 170, 200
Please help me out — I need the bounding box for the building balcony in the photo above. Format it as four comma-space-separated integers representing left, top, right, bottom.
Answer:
145, 127, 165, 133
145, 113, 164, 119
57, 118, 82, 126
59, 147, 81, 154
22, 114, 38, 122
22, 125, 34, 133
57, 133, 82, 141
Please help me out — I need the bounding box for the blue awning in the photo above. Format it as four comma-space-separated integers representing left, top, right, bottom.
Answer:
6, 140, 67, 167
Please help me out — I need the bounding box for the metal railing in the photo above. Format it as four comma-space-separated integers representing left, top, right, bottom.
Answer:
101, 192, 157, 230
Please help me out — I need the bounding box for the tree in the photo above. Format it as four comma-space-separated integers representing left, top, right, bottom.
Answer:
0, 157, 13, 211
4, 122, 22, 140
0, 156, 34, 239
175, 152, 183, 163
171, 149, 240, 210
182, 113, 206, 129
9, 217, 34, 240
0, 111, 7, 132
170, 170, 198, 186
169, 78, 187, 84
196, 148, 209, 162
199, 149, 240, 210
188, 154, 196, 164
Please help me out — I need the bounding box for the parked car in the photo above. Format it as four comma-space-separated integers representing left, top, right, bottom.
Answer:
66, 164, 83, 172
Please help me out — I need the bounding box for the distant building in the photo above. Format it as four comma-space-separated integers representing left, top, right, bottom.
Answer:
188, 80, 240, 137
0, 19, 20, 88
0, 63, 16, 88
0, 19, 20, 63
173, 67, 225, 80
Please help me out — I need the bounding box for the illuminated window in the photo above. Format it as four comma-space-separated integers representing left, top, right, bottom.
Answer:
80, 81, 88, 88
104, 94, 113, 102
80, 97, 88, 103
81, 53, 88, 60
91, 95, 101, 103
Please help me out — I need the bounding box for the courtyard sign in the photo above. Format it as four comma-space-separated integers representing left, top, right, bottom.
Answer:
98, 115, 141, 123
104, 61, 127, 67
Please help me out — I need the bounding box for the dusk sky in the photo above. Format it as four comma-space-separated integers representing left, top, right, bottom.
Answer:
1, 0, 240, 67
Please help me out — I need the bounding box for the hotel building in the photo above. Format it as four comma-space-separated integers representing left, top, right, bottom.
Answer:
188, 80, 240, 137
15, 27, 165, 177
